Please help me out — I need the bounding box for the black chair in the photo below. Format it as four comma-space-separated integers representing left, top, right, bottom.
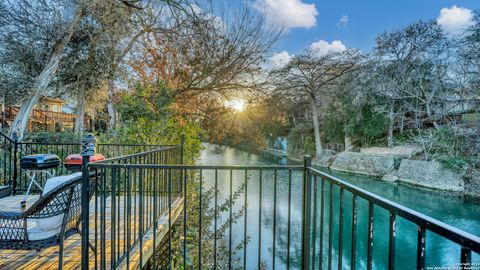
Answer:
0, 174, 96, 269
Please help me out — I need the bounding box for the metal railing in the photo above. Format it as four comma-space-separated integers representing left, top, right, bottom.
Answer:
88, 146, 183, 269
0, 131, 179, 194
86, 162, 305, 269
0, 131, 15, 188
80, 154, 480, 270
14, 143, 178, 195
304, 161, 480, 270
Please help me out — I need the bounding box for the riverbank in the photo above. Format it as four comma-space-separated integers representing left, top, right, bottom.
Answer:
272, 146, 479, 197
208, 141, 478, 197
198, 143, 480, 269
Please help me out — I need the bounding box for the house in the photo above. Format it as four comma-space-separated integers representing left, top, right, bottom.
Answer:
36, 97, 65, 113
1, 97, 91, 132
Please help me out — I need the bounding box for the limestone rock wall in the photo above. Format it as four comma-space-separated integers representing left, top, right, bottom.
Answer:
396, 160, 464, 192
329, 152, 395, 177
327, 151, 468, 194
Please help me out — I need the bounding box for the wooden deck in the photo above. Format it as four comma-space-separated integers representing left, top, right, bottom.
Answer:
0, 195, 184, 270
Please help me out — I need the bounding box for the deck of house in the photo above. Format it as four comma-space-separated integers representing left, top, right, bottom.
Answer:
0, 195, 184, 270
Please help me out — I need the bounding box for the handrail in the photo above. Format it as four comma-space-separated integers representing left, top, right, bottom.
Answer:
80, 154, 480, 269
5, 106, 90, 129
0, 130, 14, 143
92, 145, 180, 164
307, 166, 480, 253
33, 108, 56, 123
8, 106, 54, 123
17, 142, 178, 147
89, 163, 305, 170
98, 143, 179, 147
7, 141, 181, 194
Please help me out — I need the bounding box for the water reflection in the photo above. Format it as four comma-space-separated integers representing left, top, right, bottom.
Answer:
196, 143, 480, 269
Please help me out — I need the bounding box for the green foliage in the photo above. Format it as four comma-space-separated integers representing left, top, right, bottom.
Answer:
346, 104, 388, 146
322, 99, 387, 147
462, 113, 480, 122
439, 156, 469, 172
98, 83, 203, 163
429, 127, 465, 157
394, 130, 417, 145
117, 83, 173, 122
24, 131, 82, 143
287, 124, 316, 156
417, 127, 473, 172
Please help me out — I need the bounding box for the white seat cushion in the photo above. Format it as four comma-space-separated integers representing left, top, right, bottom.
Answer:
31, 172, 82, 239
27, 221, 61, 241
0, 221, 60, 241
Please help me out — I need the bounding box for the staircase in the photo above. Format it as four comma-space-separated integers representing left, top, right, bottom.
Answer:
2, 106, 76, 132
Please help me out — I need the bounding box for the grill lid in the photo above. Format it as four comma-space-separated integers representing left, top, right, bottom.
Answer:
20, 154, 60, 170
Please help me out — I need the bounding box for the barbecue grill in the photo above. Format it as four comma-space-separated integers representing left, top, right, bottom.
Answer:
20, 154, 60, 170
64, 154, 105, 171
20, 154, 60, 207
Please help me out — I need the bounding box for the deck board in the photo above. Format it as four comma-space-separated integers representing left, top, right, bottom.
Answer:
0, 195, 183, 270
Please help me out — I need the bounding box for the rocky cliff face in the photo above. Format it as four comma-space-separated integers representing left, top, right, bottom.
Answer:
396, 160, 464, 192
327, 150, 471, 195
329, 152, 395, 177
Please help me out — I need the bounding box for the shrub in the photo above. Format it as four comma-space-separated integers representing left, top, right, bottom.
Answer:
287, 123, 316, 156
23, 131, 82, 143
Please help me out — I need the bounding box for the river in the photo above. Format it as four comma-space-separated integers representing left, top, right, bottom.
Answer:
196, 143, 480, 269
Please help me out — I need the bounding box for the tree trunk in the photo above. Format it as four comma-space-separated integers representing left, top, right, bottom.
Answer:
74, 82, 86, 133
344, 135, 353, 151
387, 100, 395, 148
105, 30, 145, 132
311, 100, 323, 159
399, 112, 405, 132
9, 8, 83, 141
107, 81, 117, 131
425, 101, 439, 129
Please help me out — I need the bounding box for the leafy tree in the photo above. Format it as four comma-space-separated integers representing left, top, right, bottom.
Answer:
0, 0, 86, 140
270, 49, 362, 159
373, 20, 450, 146
129, 3, 278, 128
0, 0, 190, 140
99, 83, 203, 161
322, 71, 387, 147
461, 11, 480, 90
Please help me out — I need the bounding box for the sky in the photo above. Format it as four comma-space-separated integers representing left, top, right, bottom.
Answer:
244, 0, 480, 68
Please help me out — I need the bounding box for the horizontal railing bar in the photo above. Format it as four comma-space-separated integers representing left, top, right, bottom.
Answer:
308, 167, 480, 253
0, 131, 14, 142
16, 142, 176, 147
89, 164, 305, 170
92, 146, 180, 164
98, 143, 178, 147
17, 142, 81, 146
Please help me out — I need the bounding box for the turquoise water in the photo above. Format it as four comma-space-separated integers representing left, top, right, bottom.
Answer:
196, 143, 480, 269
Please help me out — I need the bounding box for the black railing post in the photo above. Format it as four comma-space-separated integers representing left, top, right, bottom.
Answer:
302, 155, 313, 269
180, 134, 185, 165
81, 133, 95, 270
12, 132, 18, 195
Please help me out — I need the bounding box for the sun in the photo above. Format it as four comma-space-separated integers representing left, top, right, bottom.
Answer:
225, 99, 245, 112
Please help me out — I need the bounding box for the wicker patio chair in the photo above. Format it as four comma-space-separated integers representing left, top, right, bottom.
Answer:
0, 173, 96, 269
